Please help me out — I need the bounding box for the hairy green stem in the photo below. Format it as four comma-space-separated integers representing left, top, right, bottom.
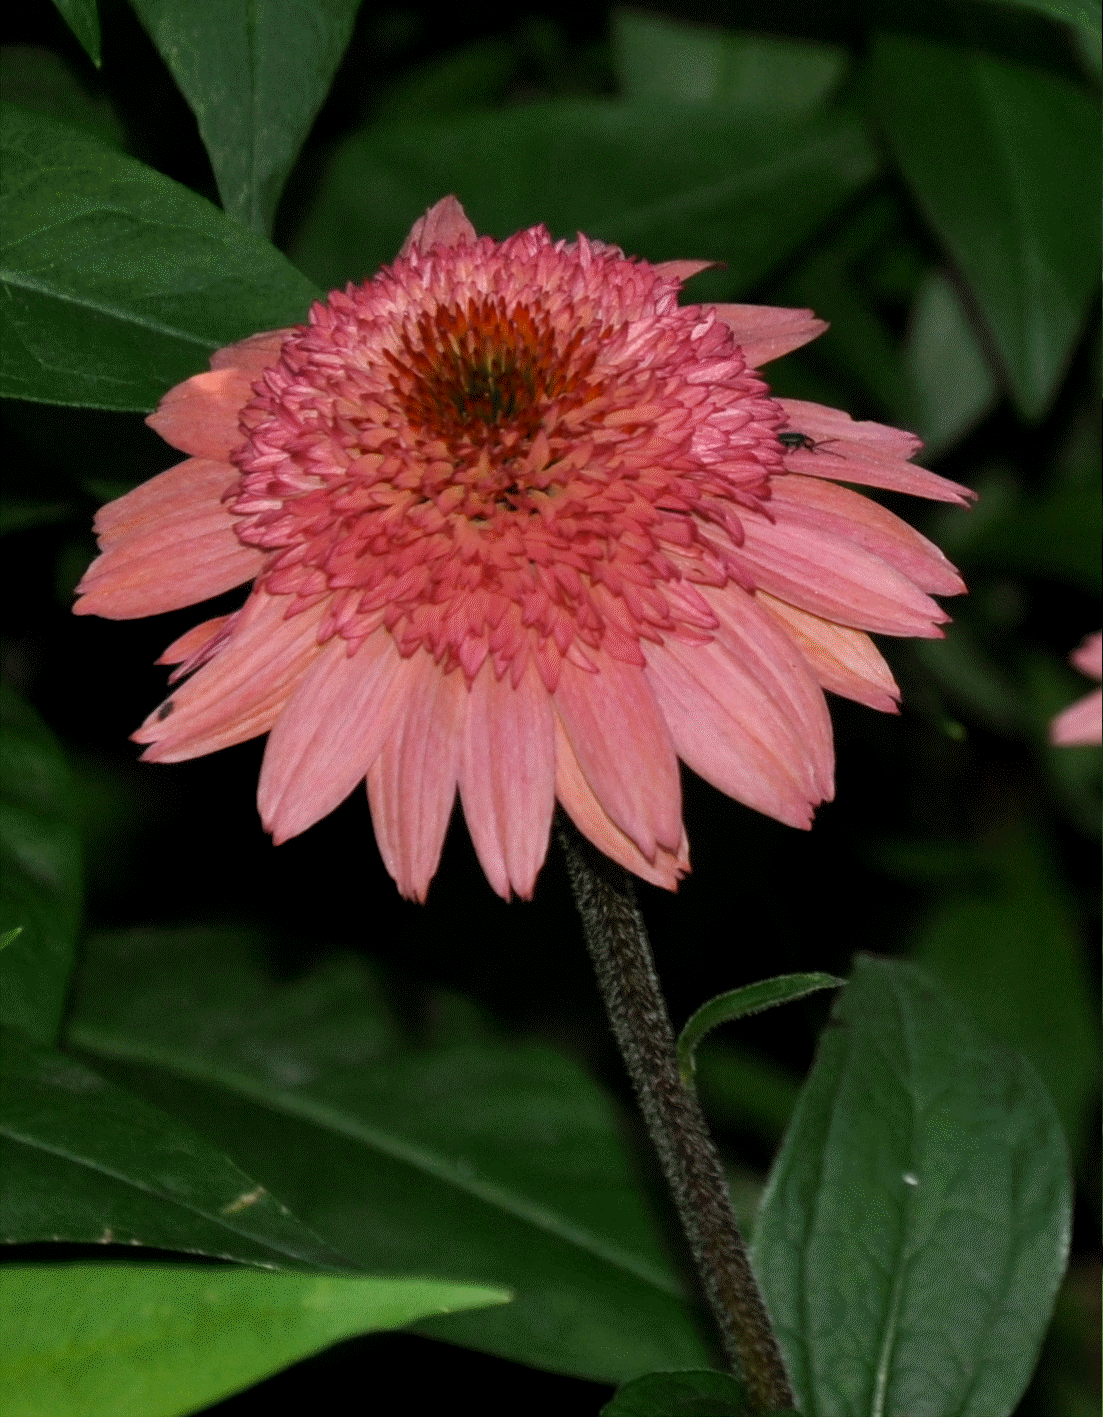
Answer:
556, 814, 795, 1413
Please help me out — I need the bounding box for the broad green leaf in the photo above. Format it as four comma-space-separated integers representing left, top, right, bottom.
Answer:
870, 35, 1100, 420
910, 831, 1098, 1161
129, 0, 361, 235
0, 1262, 508, 1417
67, 929, 716, 1382
0, 103, 319, 411
601, 1368, 754, 1416
50, 0, 102, 68
288, 101, 878, 300
612, 8, 848, 119
0, 45, 123, 146
677, 974, 842, 1085
905, 270, 998, 456
0, 1026, 347, 1268
752, 957, 1071, 1417
0, 684, 81, 1044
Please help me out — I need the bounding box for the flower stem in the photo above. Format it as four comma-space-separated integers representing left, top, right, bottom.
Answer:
556, 814, 795, 1413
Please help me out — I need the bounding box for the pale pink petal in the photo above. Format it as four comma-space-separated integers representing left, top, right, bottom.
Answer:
91, 458, 236, 542
776, 398, 975, 505
1071, 631, 1102, 681
553, 654, 682, 861
553, 717, 689, 889
755, 593, 900, 713
258, 629, 407, 844
768, 475, 966, 596
699, 584, 835, 801
75, 501, 260, 619
367, 656, 467, 902
730, 510, 950, 638
210, 329, 291, 375
145, 369, 255, 459
133, 594, 324, 762
156, 615, 234, 666
399, 196, 477, 257
654, 259, 718, 284
458, 658, 555, 900
645, 637, 819, 830
712, 306, 828, 366
1051, 689, 1103, 746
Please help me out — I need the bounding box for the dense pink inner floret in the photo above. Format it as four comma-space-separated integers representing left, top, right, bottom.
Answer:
228, 227, 785, 691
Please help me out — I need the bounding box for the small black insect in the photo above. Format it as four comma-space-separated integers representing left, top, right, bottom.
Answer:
777, 430, 841, 456
156, 700, 175, 722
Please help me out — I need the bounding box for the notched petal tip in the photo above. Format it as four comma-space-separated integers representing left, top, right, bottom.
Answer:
400, 196, 478, 257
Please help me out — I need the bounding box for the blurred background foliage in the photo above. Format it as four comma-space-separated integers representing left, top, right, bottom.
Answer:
0, 1, 1099, 1412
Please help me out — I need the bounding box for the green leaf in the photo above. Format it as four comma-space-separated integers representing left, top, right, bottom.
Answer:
612, 9, 848, 120
0, 1262, 508, 1417
288, 100, 878, 300
909, 831, 1098, 1162
0, 684, 82, 1044
752, 957, 1072, 1417
0, 103, 319, 411
677, 974, 843, 1085
66, 929, 715, 1382
0, 45, 123, 147
601, 1368, 754, 1416
129, 0, 361, 235
971, 0, 1101, 46
905, 269, 999, 456
0, 1025, 347, 1268
870, 35, 1100, 420
50, 0, 102, 68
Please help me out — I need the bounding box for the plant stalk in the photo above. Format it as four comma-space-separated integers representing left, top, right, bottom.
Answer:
556, 813, 795, 1413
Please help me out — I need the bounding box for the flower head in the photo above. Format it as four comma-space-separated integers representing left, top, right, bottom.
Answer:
1050, 631, 1102, 746
76, 197, 971, 899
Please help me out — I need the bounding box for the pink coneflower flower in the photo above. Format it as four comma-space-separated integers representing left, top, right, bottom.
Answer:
1050, 632, 1102, 746
75, 197, 971, 899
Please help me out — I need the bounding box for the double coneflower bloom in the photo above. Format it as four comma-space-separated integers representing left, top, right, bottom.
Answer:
76, 197, 971, 898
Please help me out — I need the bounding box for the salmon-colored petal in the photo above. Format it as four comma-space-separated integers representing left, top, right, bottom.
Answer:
646, 637, 819, 830
1050, 689, 1102, 746
145, 368, 255, 459
1070, 631, 1102, 680
75, 505, 261, 619
756, 593, 900, 713
399, 195, 477, 257
133, 594, 324, 761
553, 717, 689, 889
91, 458, 236, 542
728, 509, 950, 638
258, 629, 407, 844
775, 399, 975, 505
210, 329, 291, 375
769, 475, 966, 597
554, 654, 682, 861
712, 305, 828, 366
157, 615, 234, 666
458, 658, 555, 899
654, 259, 718, 285
367, 655, 466, 902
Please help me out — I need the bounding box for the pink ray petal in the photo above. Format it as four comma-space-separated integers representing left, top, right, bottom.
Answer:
1071, 631, 1102, 680
731, 510, 950, 638
553, 654, 682, 861
1051, 689, 1102, 746
133, 594, 324, 761
645, 637, 820, 829
654, 259, 718, 284
75, 506, 260, 619
458, 658, 555, 900
210, 329, 291, 375
712, 305, 828, 366
258, 628, 407, 844
399, 196, 478, 257
553, 717, 689, 889
145, 368, 257, 460
367, 655, 467, 902
755, 593, 900, 713
91, 458, 236, 541
157, 615, 234, 666
768, 475, 966, 596
775, 399, 975, 504
700, 584, 835, 801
